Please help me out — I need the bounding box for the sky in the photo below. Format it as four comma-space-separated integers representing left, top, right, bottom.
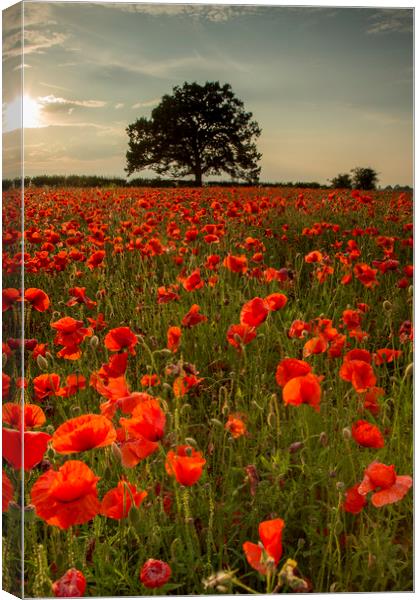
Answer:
2, 1, 414, 186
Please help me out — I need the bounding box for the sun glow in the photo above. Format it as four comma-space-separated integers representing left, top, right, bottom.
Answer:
3, 95, 43, 132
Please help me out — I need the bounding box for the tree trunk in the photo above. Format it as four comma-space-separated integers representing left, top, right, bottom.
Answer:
194, 169, 202, 187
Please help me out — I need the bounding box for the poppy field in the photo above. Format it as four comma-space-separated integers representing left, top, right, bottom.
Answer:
2, 185, 413, 595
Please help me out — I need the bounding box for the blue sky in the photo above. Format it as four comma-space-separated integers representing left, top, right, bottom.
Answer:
2, 2, 413, 185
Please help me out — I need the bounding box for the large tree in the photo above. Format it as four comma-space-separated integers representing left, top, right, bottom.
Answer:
351, 167, 379, 190
126, 81, 262, 186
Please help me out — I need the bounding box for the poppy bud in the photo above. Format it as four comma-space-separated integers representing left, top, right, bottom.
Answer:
111, 442, 122, 461
382, 300, 392, 312
289, 441, 304, 453
216, 585, 228, 593
70, 405, 81, 415
210, 418, 224, 427
404, 363, 413, 378
162, 383, 172, 393
89, 335, 99, 349
342, 427, 352, 441
184, 437, 197, 447
319, 432, 328, 447
2, 353, 7, 367
36, 354, 49, 371
45, 352, 54, 362
336, 481, 345, 490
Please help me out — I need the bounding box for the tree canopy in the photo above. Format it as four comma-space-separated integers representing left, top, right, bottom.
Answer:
350, 167, 379, 190
126, 81, 262, 186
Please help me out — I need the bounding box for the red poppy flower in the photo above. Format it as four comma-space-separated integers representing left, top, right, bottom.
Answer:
86, 250, 105, 270
2, 288, 21, 312
2, 428, 51, 470
181, 269, 204, 291
104, 327, 138, 355
167, 326, 181, 353
119, 435, 159, 468
360, 387, 384, 416
120, 398, 165, 441
225, 414, 247, 438
342, 483, 367, 514
240, 297, 270, 328
140, 559, 171, 589
51, 317, 92, 359
172, 374, 203, 398
140, 374, 161, 387
288, 320, 311, 339
243, 518, 284, 575
282, 373, 322, 412
66, 287, 97, 310
339, 360, 377, 392
275, 358, 312, 387
157, 286, 180, 304
374, 348, 402, 366
165, 445, 206, 486
24, 288, 50, 312
305, 250, 323, 263
33, 373, 62, 402
30, 460, 100, 529
354, 263, 379, 288
344, 349, 371, 364
58, 374, 87, 398
100, 480, 147, 519
181, 304, 207, 328
87, 313, 107, 331
342, 309, 362, 330
358, 462, 412, 507
265, 293, 287, 311
303, 336, 328, 357
52, 568, 86, 597
223, 254, 248, 274
52, 414, 116, 454
2, 470, 14, 512
351, 420, 384, 448
226, 324, 257, 349
2, 403, 46, 430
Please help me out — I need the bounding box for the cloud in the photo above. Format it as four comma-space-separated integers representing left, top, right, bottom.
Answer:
115, 103, 125, 109
13, 63, 31, 71
366, 9, 413, 35
99, 3, 260, 22
131, 98, 160, 109
38, 95, 107, 113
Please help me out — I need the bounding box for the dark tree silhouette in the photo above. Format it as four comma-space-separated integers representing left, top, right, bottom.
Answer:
126, 81, 262, 186
351, 167, 379, 190
329, 173, 352, 189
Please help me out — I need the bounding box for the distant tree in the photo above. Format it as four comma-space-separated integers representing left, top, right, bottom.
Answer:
126, 81, 262, 186
329, 173, 352, 189
351, 167, 379, 190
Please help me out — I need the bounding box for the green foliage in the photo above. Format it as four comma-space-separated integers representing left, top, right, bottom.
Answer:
350, 167, 379, 190
330, 173, 353, 189
126, 81, 262, 185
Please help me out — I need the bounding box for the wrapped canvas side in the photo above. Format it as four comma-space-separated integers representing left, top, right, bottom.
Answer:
2, 2, 24, 598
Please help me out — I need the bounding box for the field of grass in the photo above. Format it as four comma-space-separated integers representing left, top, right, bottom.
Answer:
2, 185, 413, 596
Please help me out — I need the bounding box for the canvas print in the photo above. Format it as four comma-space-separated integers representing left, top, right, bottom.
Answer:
2, 1, 413, 596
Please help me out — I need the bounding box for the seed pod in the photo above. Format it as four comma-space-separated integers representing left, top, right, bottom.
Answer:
336, 481, 345, 491
289, 441, 304, 454
319, 431, 328, 447
89, 335, 99, 348
342, 427, 352, 441
111, 442, 122, 461
404, 363, 413, 378
36, 355, 49, 371
382, 300, 392, 312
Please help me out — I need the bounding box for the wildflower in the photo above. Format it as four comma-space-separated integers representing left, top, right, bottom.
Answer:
275, 358, 312, 387
225, 414, 247, 438
351, 420, 384, 448
339, 360, 377, 392
30, 460, 100, 529
52, 414, 117, 453
52, 569, 86, 597
2, 288, 21, 312
104, 327, 138, 355
33, 373, 62, 402
2, 428, 51, 471
167, 326, 182, 353
374, 348, 402, 366
243, 518, 285, 575
101, 481, 147, 519
140, 559, 171, 589
2, 403, 46, 430
119, 398, 165, 441
342, 483, 367, 514
24, 288, 50, 312
265, 293, 287, 311
226, 324, 257, 349
181, 304, 207, 328
165, 445, 206, 486
282, 373, 322, 412
240, 297, 269, 328
358, 462, 412, 507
